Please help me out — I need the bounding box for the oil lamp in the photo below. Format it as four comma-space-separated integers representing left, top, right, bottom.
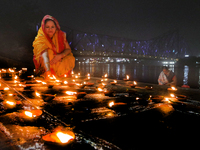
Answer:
110, 80, 117, 85
123, 75, 129, 81
42, 126, 75, 145
97, 87, 104, 92
61, 91, 77, 100
20, 109, 43, 118
4, 100, 16, 108
84, 82, 94, 86
65, 91, 77, 96
108, 101, 114, 107
63, 81, 68, 84
84, 76, 90, 81
167, 86, 177, 91
130, 81, 137, 88
103, 73, 108, 78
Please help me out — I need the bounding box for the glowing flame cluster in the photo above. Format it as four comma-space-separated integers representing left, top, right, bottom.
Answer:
6, 101, 15, 106
65, 91, 77, 95
56, 132, 74, 143
109, 101, 114, 107
24, 111, 34, 117
126, 75, 129, 80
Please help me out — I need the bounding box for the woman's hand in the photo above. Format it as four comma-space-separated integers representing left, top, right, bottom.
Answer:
50, 54, 63, 65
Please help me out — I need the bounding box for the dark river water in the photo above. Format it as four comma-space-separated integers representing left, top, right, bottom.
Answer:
74, 62, 200, 89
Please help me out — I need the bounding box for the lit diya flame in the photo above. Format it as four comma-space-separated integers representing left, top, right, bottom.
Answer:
14, 75, 18, 79
14, 80, 18, 83
123, 75, 129, 81
42, 127, 75, 144
23, 109, 43, 118
110, 80, 117, 85
24, 111, 34, 117
4, 87, 9, 91
109, 101, 114, 107
126, 75, 129, 80
56, 132, 74, 143
36, 80, 42, 83
64, 81, 68, 84
98, 87, 104, 92
65, 91, 77, 95
164, 97, 171, 103
5, 100, 16, 106
104, 73, 108, 78
170, 93, 175, 98
133, 81, 137, 85
168, 86, 177, 91
35, 91, 41, 97
171, 86, 177, 90
42, 82, 47, 85
84, 76, 90, 81
9, 68, 14, 72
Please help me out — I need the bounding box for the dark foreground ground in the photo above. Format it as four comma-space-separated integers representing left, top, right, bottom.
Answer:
0, 70, 200, 150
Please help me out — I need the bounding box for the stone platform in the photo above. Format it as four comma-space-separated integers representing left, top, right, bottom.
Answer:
0, 70, 200, 150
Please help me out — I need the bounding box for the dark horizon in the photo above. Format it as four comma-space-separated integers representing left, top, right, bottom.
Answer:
0, 0, 199, 67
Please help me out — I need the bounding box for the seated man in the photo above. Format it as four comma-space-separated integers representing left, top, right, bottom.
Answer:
158, 66, 177, 86
33, 15, 75, 80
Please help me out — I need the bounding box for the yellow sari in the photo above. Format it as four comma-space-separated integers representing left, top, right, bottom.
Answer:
33, 15, 75, 77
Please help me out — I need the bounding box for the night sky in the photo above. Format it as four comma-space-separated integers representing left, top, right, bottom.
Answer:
0, 0, 200, 62
37, 0, 200, 56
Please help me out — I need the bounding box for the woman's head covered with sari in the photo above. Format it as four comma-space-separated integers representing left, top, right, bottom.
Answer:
33, 15, 65, 72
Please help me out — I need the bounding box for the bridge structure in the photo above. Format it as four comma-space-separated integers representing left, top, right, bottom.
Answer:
62, 27, 188, 63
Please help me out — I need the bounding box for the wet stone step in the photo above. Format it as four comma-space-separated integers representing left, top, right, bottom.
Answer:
0, 68, 200, 149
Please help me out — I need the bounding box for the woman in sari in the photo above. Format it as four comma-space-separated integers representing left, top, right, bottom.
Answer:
33, 15, 75, 80
158, 66, 177, 86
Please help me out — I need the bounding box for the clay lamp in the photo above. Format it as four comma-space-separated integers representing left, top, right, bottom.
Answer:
63, 81, 75, 87
84, 76, 90, 81
96, 79, 104, 83
3, 93, 22, 109
97, 87, 104, 92
42, 126, 75, 145
75, 83, 86, 88
20, 109, 43, 119
110, 80, 117, 85
130, 81, 137, 88
123, 75, 129, 81
167, 86, 177, 92
3, 100, 17, 109
63, 91, 78, 100
108, 101, 127, 108
83, 81, 94, 86
163, 94, 177, 103
102, 73, 108, 78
